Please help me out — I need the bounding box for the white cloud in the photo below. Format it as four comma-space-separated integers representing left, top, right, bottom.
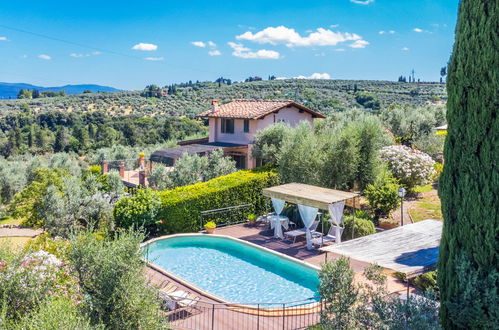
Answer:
0, 37, 8, 41
379, 31, 385, 35
349, 39, 369, 48
144, 56, 164, 61
191, 41, 206, 48
401, 47, 410, 51
330, 24, 340, 28
333, 48, 346, 52
228, 42, 280, 59
208, 50, 221, 56
38, 54, 51, 60
236, 26, 365, 48
413, 28, 423, 33
131, 43, 158, 51
350, 0, 374, 4
388, 30, 396, 34
70, 51, 101, 58
315, 52, 326, 56
293, 73, 331, 79
21, 55, 28, 59
207, 41, 216, 48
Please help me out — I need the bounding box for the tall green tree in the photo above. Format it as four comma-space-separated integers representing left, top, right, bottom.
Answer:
437, 0, 498, 328
54, 127, 68, 152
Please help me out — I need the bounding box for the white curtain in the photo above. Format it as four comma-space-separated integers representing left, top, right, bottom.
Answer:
328, 201, 345, 243
271, 198, 286, 215
298, 204, 319, 250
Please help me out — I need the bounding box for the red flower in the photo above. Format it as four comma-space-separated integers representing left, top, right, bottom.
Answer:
115, 226, 119, 230
161, 220, 165, 224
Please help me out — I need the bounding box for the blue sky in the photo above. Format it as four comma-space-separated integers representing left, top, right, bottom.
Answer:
0, 0, 459, 90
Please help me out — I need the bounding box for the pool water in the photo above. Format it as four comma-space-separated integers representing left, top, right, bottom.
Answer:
143, 235, 319, 305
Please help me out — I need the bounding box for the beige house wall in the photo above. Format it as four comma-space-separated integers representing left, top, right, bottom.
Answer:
208, 106, 317, 169
209, 106, 316, 146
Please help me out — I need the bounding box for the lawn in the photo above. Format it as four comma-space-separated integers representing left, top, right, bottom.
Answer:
0, 236, 32, 251
408, 190, 443, 222
0, 217, 21, 225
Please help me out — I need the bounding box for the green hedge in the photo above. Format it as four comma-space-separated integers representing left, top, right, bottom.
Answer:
341, 213, 376, 241
114, 168, 279, 234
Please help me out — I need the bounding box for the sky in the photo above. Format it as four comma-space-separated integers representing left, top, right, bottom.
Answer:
0, 0, 459, 90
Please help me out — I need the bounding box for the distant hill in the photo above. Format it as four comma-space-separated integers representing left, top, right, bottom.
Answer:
0, 79, 446, 118
0, 82, 120, 99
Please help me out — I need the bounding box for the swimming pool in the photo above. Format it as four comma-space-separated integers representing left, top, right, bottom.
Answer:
142, 234, 320, 305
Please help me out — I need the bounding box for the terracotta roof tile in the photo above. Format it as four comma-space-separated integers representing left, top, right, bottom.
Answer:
197, 99, 325, 119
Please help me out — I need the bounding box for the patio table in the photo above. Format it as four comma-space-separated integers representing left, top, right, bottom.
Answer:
269, 215, 289, 239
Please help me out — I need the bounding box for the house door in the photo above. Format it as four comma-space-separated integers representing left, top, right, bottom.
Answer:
232, 155, 246, 169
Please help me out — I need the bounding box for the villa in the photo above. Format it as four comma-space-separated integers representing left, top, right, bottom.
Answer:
149, 99, 325, 169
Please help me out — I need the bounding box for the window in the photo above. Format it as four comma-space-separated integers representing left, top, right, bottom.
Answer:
221, 119, 234, 134
243, 119, 250, 133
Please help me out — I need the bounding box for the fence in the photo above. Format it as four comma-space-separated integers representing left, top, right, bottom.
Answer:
199, 204, 258, 230
164, 296, 322, 330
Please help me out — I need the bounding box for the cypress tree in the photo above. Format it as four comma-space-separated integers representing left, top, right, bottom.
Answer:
437, 0, 498, 328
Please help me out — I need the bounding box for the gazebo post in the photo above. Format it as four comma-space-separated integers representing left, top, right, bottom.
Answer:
351, 197, 356, 240
321, 211, 324, 247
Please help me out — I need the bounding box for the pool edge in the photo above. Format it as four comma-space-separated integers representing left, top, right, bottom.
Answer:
141, 233, 321, 313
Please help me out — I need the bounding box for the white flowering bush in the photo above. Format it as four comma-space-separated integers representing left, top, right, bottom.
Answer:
380, 145, 436, 188
0, 249, 63, 323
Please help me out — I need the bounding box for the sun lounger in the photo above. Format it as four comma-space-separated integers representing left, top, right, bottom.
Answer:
311, 225, 344, 247
284, 220, 320, 242
177, 294, 200, 308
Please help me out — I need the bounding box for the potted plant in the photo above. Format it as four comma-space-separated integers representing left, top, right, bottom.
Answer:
247, 213, 257, 226
204, 221, 216, 234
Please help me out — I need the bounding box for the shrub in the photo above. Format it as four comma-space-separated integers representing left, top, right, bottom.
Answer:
380, 145, 436, 189
413, 133, 446, 161
342, 212, 376, 240
0, 248, 66, 323
68, 229, 165, 329
113, 188, 161, 232
363, 169, 400, 219
413, 271, 438, 293
318, 257, 440, 329
114, 169, 279, 234
13, 296, 97, 330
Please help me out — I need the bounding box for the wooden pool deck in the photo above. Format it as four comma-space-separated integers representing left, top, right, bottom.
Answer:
145, 222, 412, 329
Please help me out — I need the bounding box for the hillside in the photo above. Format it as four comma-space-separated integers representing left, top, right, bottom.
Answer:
0, 79, 446, 118
0, 82, 120, 99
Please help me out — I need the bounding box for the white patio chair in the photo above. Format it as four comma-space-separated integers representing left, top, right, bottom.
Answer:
311, 225, 344, 248
284, 220, 320, 243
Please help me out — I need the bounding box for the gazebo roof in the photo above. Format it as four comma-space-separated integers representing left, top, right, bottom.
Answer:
320, 220, 443, 277
262, 183, 359, 209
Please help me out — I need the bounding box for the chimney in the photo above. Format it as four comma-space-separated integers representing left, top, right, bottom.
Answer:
211, 100, 219, 112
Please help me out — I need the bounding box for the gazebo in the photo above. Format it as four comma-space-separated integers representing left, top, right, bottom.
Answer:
262, 183, 360, 249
